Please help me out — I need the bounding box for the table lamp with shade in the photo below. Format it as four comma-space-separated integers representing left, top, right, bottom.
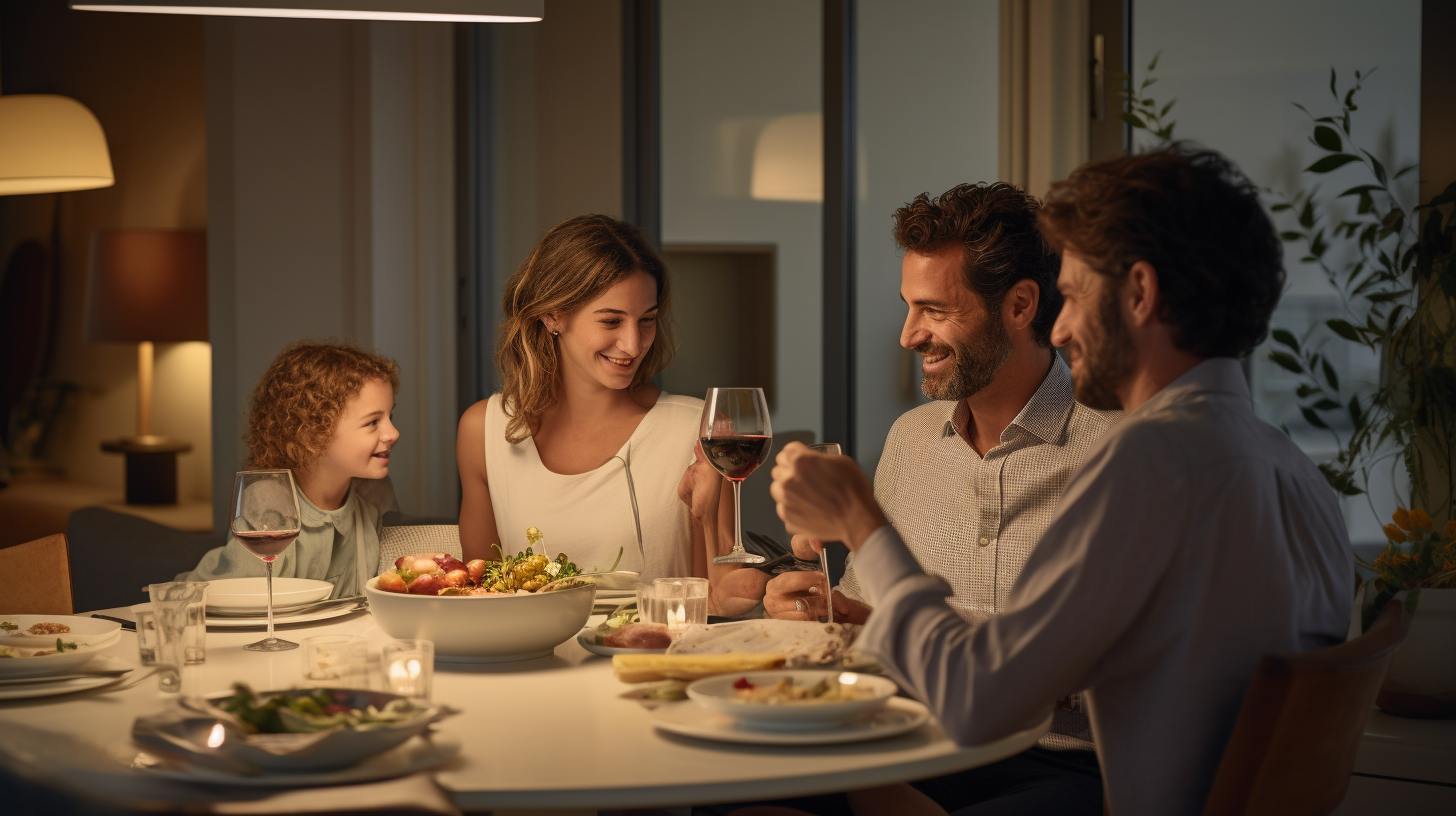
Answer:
85, 230, 207, 505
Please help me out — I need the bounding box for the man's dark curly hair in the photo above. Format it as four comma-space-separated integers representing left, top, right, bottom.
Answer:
1037, 143, 1286, 358
892, 182, 1062, 347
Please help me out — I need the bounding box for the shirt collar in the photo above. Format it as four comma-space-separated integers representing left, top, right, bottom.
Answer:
299, 483, 357, 533
1132, 357, 1251, 418
940, 355, 1077, 446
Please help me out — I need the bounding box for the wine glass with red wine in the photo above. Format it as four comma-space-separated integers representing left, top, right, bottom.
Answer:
230, 469, 303, 652
700, 387, 772, 565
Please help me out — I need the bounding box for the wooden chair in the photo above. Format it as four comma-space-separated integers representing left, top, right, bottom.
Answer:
1202, 598, 1409, 816
0, 534, 73, 614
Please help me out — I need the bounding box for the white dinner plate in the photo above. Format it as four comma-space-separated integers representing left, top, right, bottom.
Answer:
205, 578, 333, 613
649, 696, 929, 746
575, 628, 667, 657
205, 603, 364, 629
0, 656, 132, 700
687, 670, 897, 730
116, 732, 461, 787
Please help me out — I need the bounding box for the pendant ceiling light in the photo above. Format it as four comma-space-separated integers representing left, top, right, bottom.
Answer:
71, 1, 542, 23
0, 94, 114, 195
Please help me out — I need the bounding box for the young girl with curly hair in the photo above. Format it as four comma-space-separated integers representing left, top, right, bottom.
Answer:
180, 340, 401, 597
456, 214, 709, 580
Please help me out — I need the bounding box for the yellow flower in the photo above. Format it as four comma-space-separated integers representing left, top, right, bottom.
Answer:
1411, 509, 1434, 531
1392, 508, 1413, 531
1383, 524, 1408, 543
1446, 520, 1456, 539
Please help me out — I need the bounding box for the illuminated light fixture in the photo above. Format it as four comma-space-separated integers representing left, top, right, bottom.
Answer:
71, 0, 542, 23
750, 112, 822, 203
0, 95, 114, 195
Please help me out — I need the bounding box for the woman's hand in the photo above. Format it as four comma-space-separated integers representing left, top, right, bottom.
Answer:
763, 572, 872, 624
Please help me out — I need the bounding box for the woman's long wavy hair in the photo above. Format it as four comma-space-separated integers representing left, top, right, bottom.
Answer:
495, 214, 675, 444
245, 340, 400, 473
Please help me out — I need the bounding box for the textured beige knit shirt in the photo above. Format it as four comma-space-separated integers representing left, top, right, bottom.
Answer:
840, 355, 1120, 749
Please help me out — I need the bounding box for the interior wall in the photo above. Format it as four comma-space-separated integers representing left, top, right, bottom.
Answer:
0, 1, 210, 500
854, 0, 1001, 471
207, 17, 457, 526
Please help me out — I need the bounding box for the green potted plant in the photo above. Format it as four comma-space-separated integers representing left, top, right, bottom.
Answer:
1124, 60, 1456, 717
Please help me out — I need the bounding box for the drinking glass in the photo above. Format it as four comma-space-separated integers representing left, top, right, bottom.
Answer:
302, 635, 369, 687
700, 387, 772, 564
807, 443, 841, 624
382, 639, 434, 701
652, 577, 709, 631
230, 469, 303, 652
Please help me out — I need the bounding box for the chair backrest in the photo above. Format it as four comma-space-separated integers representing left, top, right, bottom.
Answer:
67, 507, 226, 612
0, 535, 73, 614
377, 525, 462, 574
1202, 598, 1409, 816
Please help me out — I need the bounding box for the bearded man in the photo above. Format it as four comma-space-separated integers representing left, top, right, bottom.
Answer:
758, 182, 1120, 815
769, 146, 1352, 816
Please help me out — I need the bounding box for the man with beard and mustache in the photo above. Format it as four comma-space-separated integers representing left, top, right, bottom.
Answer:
748, 182, 1121, 815
767, 145, 1352, 816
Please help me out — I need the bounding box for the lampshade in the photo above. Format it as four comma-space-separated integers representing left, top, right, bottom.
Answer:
0, 95, 114, 195
750, 112, 823, 203
71, 0, 542, 22
86, 230, 208, 343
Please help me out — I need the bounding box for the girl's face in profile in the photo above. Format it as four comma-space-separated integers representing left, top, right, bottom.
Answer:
550, 271, 659, 392
315, 377, 399, 482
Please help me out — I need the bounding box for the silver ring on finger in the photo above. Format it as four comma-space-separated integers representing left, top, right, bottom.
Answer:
794, 598, 806, 613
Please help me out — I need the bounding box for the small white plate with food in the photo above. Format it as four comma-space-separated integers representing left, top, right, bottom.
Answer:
577, 604, 672, 656
686, 670, 898, 731
650, 695, 929, 746
205, 578, 334, 614
0, 615, 123, 678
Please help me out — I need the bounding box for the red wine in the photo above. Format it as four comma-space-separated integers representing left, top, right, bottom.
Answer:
235, 529, 300, 562
701, 435, 773, 481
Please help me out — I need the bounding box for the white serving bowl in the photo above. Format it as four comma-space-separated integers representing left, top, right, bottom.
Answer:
687, 670, 898, 731
205, 578, 333, 613
364, 577, 596, 662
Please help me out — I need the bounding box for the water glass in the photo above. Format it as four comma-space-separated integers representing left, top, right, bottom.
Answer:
652, 577, 709, 631
132, 603, 158, 666
302, 635, 369, 687
382, 639, 434, 701
148, 581, 206, 693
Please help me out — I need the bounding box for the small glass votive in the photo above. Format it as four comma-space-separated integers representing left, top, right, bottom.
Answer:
184, 583, 208, 664
132, 603, 158, 666
302, 635, 369, 687
637, 582, 668, 626
652, 577, 710, 632
381, 639, 434, 701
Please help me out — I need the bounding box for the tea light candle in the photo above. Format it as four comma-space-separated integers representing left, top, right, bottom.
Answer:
382, 639, 434, 700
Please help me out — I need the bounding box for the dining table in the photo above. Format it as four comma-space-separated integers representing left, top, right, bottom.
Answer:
0, 604, 1051, 815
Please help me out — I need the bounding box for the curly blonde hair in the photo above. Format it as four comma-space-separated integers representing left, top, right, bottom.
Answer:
244, 340, 400, 473
496, 214, 675, 443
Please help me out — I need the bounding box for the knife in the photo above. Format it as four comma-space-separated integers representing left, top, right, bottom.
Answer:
91, 614, 137, 631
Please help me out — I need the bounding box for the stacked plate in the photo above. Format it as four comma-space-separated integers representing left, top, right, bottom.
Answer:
0, 614, 133, 700
203, 578, 360, 628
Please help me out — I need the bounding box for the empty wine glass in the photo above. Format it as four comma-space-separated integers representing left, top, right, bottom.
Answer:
808, 442, 841, 624
231, 469, 303, 652
700, 387, 772, 565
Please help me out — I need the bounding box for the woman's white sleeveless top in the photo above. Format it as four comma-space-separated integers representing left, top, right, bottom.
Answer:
483, 392, 702, 580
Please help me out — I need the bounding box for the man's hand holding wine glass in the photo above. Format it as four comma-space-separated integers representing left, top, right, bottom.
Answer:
769, 441, 889, 554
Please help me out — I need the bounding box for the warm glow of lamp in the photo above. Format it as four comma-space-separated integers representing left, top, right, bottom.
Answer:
86, 230, 208, 504
0, 95, 114, 195
71, 0, 543, 22
750, 112, 822, 203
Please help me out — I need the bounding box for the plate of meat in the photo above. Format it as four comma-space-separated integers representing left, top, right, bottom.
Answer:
577, 607, 673, 656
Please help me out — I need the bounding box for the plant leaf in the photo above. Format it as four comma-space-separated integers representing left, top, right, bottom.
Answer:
1120, 111, 1148, 130
1322, 358, 1340, 392
1306, 154, 1362, 174
1301, 406, 1330, 429
1269, 351, 1303, 374
1326, 318, 1362, 342
1272, 328, 1301, 351
1313, 398, 1342, 411
1313, 125, 1342, 152
1361, 149, 1388, 186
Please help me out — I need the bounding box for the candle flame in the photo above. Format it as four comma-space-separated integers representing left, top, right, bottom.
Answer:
206, 722, 226, 748
838, 672, 858, 686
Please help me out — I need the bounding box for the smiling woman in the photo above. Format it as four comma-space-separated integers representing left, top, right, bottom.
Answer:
177, 341, 403, 598
456, 215, 707, 581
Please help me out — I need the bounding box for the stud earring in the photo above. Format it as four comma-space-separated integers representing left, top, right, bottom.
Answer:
551, 330, 559, 337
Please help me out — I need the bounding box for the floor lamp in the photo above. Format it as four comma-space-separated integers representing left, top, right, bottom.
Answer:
86, 230, 207, 505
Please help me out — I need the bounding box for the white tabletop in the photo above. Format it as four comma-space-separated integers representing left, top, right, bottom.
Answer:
0, 608, 1049, 812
